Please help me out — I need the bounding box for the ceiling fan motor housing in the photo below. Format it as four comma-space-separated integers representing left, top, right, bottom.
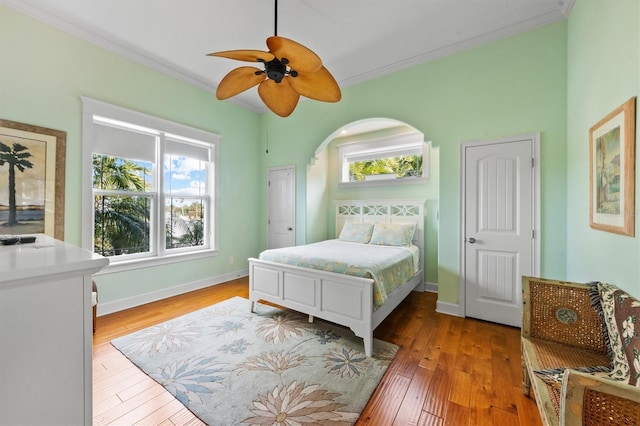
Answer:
264, 58, 295, 83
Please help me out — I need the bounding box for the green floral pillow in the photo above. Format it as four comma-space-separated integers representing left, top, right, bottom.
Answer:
338, 222, 374, 244
597, 282, 640, 386
369, 223, 416, 247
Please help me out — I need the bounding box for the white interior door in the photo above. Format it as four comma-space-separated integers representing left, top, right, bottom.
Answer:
462, 135, 539, 327
268, 166, 296, 249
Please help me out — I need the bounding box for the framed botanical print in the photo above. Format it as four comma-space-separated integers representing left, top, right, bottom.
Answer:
589, 97, 636, 236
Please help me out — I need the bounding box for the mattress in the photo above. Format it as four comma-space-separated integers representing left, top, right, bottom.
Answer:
258, 239, 419, 308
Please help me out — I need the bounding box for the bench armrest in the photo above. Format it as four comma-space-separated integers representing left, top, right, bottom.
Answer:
522, 276, 607, 354
561, 369, 640, 426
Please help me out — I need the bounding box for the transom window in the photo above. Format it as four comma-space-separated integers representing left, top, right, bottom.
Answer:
338, 132, 429, 185
82, 97, 219, 269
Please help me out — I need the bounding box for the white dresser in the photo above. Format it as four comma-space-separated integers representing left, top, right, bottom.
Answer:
0, 234, 108, 425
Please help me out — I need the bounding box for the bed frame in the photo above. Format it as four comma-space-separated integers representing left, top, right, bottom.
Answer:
248, 199, 425, 356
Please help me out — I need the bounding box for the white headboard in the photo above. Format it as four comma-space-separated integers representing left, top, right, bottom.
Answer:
334, 199, 426, 271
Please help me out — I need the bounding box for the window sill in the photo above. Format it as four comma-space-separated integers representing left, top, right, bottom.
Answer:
95, 248, 219, 275
338, 176, 427, 189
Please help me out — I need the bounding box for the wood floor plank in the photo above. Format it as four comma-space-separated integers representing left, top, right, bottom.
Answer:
92, 277, 543, 426
468, 355, 494, 426
443, 401, 470, 426
392, 365, 434, 425
93, 395, 124, 417
417, 410, 445, 426
94, 384, 167, 426
492, 406, 521, 426
422, 366, 452, 418
167, 408, 207, 426
490, 349, 519, 414
108, 389, 178, 426
133, 399, 189, 425
356, 374, 410, 425
448, 369, 472, 407
117, 376, 163, 402
515, 385, 544, 426
440, 315, 465, 355
93, 365, 149, 396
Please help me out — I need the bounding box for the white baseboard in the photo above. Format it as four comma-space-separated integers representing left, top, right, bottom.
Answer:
412, 280, 438, 293
436, 300, 464, 317
97, 269, 249, 316
424, 281, 438, 293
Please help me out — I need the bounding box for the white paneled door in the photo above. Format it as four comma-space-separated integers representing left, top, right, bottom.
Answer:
267, 166, 296, 249
462, 135, 538, 327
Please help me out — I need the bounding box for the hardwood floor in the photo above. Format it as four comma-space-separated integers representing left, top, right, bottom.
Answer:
93, 277, 543, 425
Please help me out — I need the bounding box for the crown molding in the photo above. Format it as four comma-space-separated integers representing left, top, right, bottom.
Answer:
340, 8, 569, 88
560, 0, 576, 18
0, 0, 264, 114
2, 0, 572, 115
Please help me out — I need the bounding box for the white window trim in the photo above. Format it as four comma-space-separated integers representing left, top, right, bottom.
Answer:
337, 132, 430, 188
81, 96, 220, 272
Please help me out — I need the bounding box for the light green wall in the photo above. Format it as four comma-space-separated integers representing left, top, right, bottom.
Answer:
261, 22, 568, 305
2, 3, 574, 309
566, 0, 640, 294
0, 5, 263, 305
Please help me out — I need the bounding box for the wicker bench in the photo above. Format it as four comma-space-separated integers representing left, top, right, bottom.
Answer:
521, 276, 640, 426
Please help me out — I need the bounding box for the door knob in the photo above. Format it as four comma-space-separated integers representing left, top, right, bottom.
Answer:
467, 237, 476, 243
287, 227, 293, 231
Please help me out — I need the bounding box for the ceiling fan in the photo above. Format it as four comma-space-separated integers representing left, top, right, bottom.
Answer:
207, 0, 341, 117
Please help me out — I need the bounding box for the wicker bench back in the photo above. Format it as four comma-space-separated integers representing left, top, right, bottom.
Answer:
523, 277, 607, 354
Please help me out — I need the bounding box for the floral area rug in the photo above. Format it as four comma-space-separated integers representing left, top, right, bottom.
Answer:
111, 296, 398, 425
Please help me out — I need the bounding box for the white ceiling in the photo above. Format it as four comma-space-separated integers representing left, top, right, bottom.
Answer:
2, 0, 573, 114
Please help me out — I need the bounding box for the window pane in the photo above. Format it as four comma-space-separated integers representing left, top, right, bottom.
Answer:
164, 154, 206, 195
92, 154, 153, 191
165, 197, 205, 249
348, 154, 423, 182
94, 194, 151, 256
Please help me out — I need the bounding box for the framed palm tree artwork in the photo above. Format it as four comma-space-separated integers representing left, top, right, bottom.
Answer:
0, 119, 66, 240
589, 97, 636, 237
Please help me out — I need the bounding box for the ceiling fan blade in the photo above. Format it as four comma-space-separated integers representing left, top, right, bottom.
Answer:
266, 36, 322, 73
207, 49, 275, 63
288, 66, 341, 102
216, 67, 265, 100
258, 78, 300, 117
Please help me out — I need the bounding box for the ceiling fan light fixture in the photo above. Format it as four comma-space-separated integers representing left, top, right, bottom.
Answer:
207, 0, 341, 117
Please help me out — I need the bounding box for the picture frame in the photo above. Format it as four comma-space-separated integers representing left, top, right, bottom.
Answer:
0, 119, 66, 239
589, 97, 636, 237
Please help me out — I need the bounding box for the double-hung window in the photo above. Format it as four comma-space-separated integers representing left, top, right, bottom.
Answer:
81, 97, 218, 269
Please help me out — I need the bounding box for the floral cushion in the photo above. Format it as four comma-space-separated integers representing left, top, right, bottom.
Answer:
337, 222, 374, 244
597, 282, 640, 386
369, 223, 416, 247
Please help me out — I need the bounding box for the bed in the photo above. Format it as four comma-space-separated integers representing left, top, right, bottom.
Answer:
248, 199, 425, 356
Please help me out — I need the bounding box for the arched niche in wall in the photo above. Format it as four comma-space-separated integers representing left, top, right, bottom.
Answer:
306, 117, 436, 244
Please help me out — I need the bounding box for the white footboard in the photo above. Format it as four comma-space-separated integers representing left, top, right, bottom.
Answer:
249, 257, 376, 355
249, 257, 423, 356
